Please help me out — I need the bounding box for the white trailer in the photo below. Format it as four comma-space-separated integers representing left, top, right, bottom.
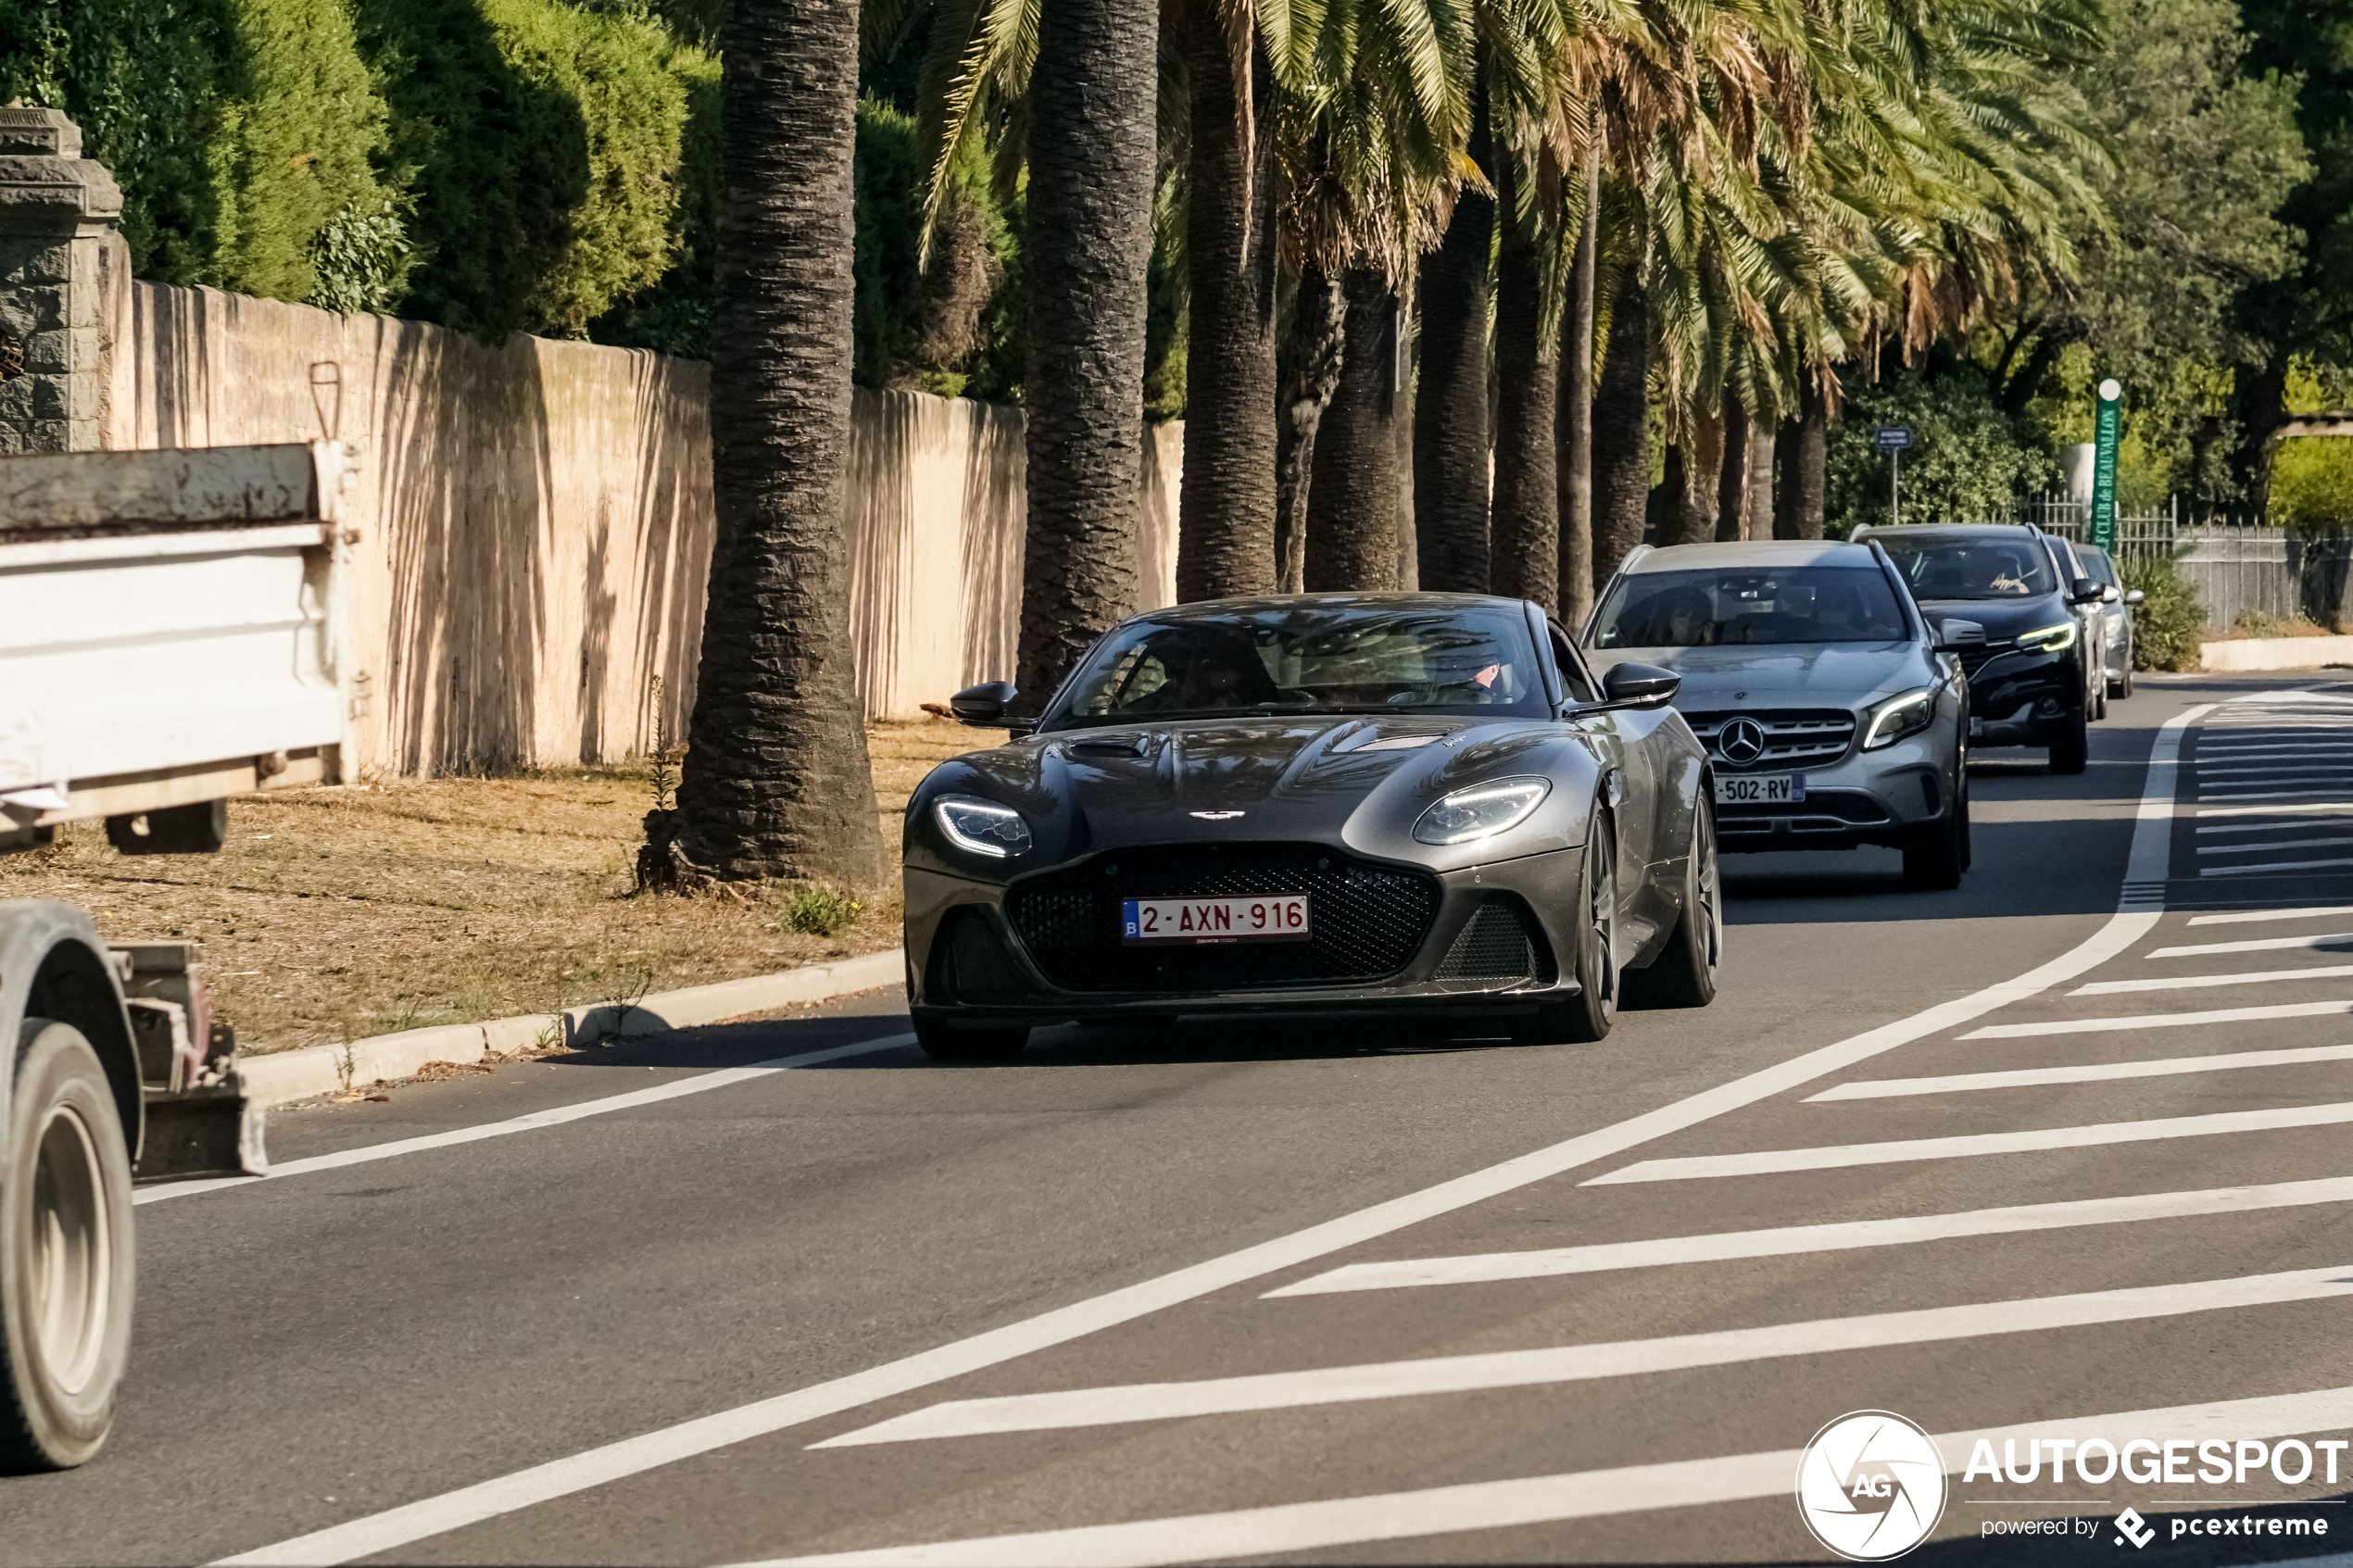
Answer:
0, 441, 359, 1470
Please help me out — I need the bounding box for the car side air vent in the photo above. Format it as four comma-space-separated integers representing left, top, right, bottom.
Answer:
1068, 734, 1149, 758
1435, 897, 1555, 983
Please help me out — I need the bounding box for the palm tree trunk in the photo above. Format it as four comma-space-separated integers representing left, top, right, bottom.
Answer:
668, 0, 880, 888
1175, 15, 1278, 602
1393, 281, 1418, 589
1489, 157, 1556, 608
1274, 267, 1346, 593
1013, 0, 1160, 704
1744, 422, 1774, 538
1773, 381, 1826, 539
1661, 405, 1720, 546
1303, 267, 1400, 590
1590, 269, 1650, 593
1555, 149, 1598, 628
1717, 394, 1751, 541
1410, 91, 1492, 593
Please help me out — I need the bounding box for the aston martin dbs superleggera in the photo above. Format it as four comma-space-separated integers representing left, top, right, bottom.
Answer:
901, 594, 1722, 1060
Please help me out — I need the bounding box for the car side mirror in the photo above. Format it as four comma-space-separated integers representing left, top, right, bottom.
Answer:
2069, 576, 2105, 606
1937, 619, 1986, 652
950, 680, 1026, 729
2102, 584, 2121, 603
1583, 662, 1680, 711
2124, 589, 2145, 607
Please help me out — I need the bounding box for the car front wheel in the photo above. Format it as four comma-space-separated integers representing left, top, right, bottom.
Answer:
1623, 801, 1720, 1009
2048, 705, 2090, 774
1515, 820, 1618, 1043
1, 1021, 134, 1474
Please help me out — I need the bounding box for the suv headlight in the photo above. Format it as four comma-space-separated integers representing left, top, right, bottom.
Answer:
1863, 687, 1935, 750
1414, 777, 1551, 846
2016, 621, 2077, 655
933, 795, 1031, 858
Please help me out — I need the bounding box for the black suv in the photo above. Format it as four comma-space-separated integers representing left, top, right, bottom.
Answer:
1854, 523, 2108, 773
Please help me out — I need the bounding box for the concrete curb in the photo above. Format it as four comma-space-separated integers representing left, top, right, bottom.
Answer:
2200, 634, 2353, 672
235, 948, 906, 1108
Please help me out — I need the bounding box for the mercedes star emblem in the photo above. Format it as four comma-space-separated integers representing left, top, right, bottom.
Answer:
1718, 718, 1768, 766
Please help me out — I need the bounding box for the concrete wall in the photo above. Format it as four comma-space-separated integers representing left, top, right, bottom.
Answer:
93, 251, 1182, 771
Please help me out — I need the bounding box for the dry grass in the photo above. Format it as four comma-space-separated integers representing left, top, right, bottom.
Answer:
0, 719, 981, 1055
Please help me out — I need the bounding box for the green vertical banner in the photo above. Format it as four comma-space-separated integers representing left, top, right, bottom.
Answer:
2090, 377, 2121, 551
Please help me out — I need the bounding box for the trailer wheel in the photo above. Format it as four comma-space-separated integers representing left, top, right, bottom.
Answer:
1, 1020, 134, 1473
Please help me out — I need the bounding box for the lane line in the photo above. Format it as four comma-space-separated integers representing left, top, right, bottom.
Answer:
2149, 932, 2353, 959
1265, 1175, 2353, 1296
1583, 1101, 2353, 1185
2188, 906, 2353, 925
1961, 999, 2353, 1037
204, 703, 2219, 1568
2203, 857, 2353, 877
136, 1033, 921, 1207
2200, 802, 2353, 819
2196, 789, 2353, 803
813, 1268, 2353, 1449
2071, 965, 2353, 996
747, 1387, 2353, 1567
2196, 837, 2353, 855
1806, 1043, 2353, 1098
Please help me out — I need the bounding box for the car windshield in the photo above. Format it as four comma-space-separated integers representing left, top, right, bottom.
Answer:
1591, 567, 1909, 648
1048, 605, 1545, 728
1876, 533, 2058, 599
2080, 548, 2119, 587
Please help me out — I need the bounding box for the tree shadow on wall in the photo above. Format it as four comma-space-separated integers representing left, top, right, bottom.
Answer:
349, 0, 592, 341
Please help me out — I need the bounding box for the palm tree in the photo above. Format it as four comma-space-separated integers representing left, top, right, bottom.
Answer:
1013, 0, 1163, 706
1411, 94, 1494, 594
1556, 148, 1599, 624
1304, 267, 1406, 588
1489, 149, 1558, 604
1591, 258, 1651, 589
667, 0, 883, 888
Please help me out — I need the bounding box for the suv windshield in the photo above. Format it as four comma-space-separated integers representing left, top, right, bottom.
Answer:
1877, 533, 2058, 599
2079, 546, 2120, 587
1049, 606, 1544, 729
1592, 567, 1909, 648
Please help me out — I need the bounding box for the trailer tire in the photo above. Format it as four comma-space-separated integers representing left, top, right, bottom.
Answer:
1, 1020, 134, 1473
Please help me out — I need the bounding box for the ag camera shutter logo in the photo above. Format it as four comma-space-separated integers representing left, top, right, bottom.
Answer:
1796, 1411, 1948, 1560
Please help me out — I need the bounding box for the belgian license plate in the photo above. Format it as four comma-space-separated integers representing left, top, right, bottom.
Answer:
1715, 772, 1806, 805
1122, 895, 1312, 945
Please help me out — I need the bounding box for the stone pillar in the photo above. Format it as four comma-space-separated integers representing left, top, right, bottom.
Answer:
0, 108, 121, 454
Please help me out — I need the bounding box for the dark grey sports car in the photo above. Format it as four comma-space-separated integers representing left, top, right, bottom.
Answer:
901, 594, 1722, 1060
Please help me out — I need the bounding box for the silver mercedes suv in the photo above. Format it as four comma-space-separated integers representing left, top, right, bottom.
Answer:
1582, 539, 1973, 890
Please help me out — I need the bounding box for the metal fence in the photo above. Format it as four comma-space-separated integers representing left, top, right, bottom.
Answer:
1998, 494, 2347, 632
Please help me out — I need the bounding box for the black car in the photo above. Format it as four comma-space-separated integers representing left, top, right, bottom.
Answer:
902, 594, 1723, 1060
1855, 523, 2108, 773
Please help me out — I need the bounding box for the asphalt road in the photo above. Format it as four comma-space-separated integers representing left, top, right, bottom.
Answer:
12, 671, 2353, 1566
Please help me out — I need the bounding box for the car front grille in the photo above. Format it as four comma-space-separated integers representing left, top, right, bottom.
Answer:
1683, 709, 1856, 771
1434, 897, 1555, 983
1005, 844, 1441, 993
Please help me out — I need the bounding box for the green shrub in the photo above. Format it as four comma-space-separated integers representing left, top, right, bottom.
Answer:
2123, 555, 2208, 671
782, 884, 862, 938
1825, 370, 2057, 534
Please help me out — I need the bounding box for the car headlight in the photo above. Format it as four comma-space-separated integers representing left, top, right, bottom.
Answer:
2016, 621, 2077, 655
1863, 687, 1935, 750
1414, 777, 1551, 846
933, 795, 1032, 858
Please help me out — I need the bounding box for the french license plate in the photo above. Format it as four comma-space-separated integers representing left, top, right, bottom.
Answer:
1122, 895, 1312, 945
1715, 772, 1806, 805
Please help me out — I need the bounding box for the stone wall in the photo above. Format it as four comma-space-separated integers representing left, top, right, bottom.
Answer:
87, 257, 1182, 771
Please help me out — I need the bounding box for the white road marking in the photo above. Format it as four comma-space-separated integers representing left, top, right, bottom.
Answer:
2200, 802, 2353, 818
2196, 788, 2353, 802
2149, 932, 2353, 959
1584, 1101, 2353, 1185
2196, 837, 2353, 855
1806, 1042, 2353, 1098
2203, 857, 2353, 877
813, 1268, 2353, 1449
2189, 906, 2353, 924
1961, 999, 2353, 1037
745, 1386, 2353, 1567
203, 704, 2218, 1568
136, 1034, 920, 1207
2072, 964, 2353, 995
1266, 1175, 2353, 1296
